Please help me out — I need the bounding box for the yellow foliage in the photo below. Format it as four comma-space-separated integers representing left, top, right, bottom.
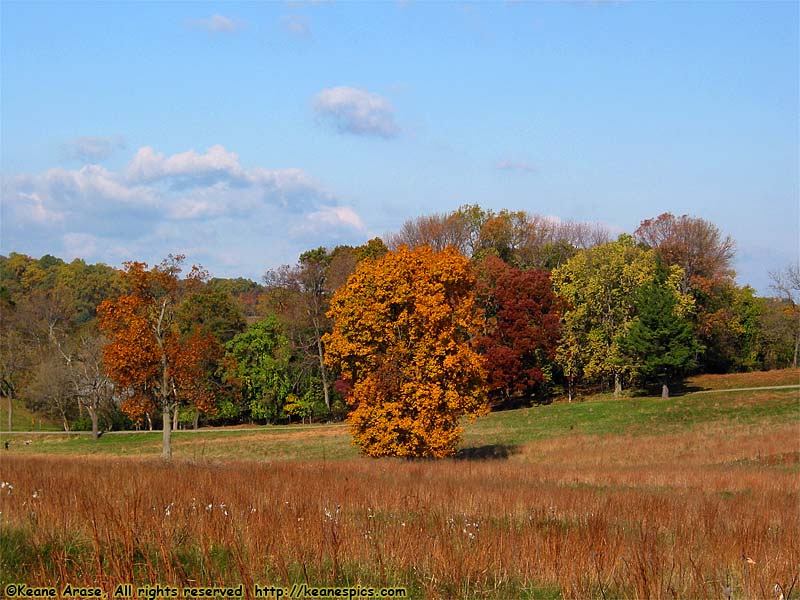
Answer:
325, 246, 488, 458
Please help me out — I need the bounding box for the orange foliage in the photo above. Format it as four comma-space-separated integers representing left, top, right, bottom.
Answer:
97, 258, 217, 425
171, 327, 221, 416
325, 245, 488, 458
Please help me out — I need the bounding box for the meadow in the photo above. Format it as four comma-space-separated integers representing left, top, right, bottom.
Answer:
1, 373, 798, 599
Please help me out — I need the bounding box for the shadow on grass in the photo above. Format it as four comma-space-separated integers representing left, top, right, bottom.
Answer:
453, 444, 521, 461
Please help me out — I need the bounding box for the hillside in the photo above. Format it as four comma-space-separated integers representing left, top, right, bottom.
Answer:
4, 374, 797, 462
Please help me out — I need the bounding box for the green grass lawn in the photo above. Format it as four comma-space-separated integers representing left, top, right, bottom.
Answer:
464, 387, 799, 448
0, 398, 60, 432
3, 385, 797, 462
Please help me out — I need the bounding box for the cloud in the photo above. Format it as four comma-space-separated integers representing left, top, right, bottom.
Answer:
306, 206, 366, 231
314, 86, 399, 138
186, 15, 244, 33
496, 159, 538, 173
1, 145, 367, 279
281, 15, 311, 38
126, 145, 247, 185
65, 135, 126, 161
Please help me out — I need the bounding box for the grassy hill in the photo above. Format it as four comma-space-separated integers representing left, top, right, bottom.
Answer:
3, 369, 797, 462
0, 397, 60, 433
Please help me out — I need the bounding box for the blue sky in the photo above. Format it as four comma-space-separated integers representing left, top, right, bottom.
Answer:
1, 1, 797, 293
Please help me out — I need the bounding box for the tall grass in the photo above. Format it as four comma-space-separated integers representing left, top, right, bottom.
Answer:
1, 422, 798, 599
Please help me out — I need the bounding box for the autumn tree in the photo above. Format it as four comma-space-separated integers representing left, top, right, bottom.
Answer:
634, 213, 735, 293
325, 245, 488, 458
757, 297, 798, 369
552, 236, 692, 397
208, 277, 266, 320
473, 256, 561, 407
176, 287, 245, 428
634, 213, 746, 372
97, 256, 206, 459
387, 205, 608, 270
262, 240, 388, 416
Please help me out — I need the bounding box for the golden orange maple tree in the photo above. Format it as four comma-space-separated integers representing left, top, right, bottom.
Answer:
97, 256, 210, 459
324, 245, 488, 458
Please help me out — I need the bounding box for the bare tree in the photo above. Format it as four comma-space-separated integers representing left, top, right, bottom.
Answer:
769, 263, 800, 368
635, 213, 736, 293
66, 328, 115, 439
26, 352, 76, 432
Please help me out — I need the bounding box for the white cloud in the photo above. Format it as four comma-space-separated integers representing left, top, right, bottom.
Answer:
307, 206, 366, 231
186, 15, 245, 33
314, 86, 399, 138
9, 190, 64, 224
126, 145, 247, 185
65, 135, 125, 161
1, 145, 369, 280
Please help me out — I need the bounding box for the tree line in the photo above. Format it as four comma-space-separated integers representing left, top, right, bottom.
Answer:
1, 207, 797, 457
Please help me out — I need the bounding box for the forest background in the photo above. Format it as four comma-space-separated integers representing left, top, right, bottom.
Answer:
1, 206, 797, 455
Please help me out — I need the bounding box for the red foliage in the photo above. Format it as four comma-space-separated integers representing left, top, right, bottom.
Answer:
474, 256, 562, 404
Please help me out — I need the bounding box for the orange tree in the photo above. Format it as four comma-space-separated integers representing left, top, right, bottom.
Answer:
324, 245, 488, 458
97, 255, 207, 459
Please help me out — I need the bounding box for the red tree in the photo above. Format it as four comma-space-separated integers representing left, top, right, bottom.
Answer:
474, 256, 562, 406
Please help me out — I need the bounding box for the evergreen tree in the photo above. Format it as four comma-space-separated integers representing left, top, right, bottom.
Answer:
621, 270, 700, 398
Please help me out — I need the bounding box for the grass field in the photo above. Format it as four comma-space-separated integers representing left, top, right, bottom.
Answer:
683, 368, 799, 391
0, 371, 798, 599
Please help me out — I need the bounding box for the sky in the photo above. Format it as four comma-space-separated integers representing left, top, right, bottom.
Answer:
1, 1, 797, 294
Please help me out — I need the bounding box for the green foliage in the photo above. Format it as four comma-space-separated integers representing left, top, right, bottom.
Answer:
620, 270, 700, 389
552, 236, 665, 393
178, 287, 246, 343
224, 316, 292, 423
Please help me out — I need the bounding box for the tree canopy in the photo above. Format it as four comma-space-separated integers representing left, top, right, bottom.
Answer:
325, 245, 488, 458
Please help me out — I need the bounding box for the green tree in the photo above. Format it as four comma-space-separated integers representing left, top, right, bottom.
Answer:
552, 236, 691, 396
620, 270, 700, 398
224, 316, 292, 423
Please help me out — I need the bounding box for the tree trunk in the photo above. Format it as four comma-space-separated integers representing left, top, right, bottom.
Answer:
6, 396, 11, 432
793, 329, 799, 369
314, 320, 331, 414
162, 405, 172, 460
567, 376, 574, 403
662, 383, 669, 399
193, 410, 200, 430
173, 405, 179, 431
161, 347, 172, 460
90, 408, 99, 441
613, 373, 622, 398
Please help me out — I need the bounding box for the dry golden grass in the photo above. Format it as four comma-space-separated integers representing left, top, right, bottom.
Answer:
1, 420, 798, 599
685, 369, 800, 391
